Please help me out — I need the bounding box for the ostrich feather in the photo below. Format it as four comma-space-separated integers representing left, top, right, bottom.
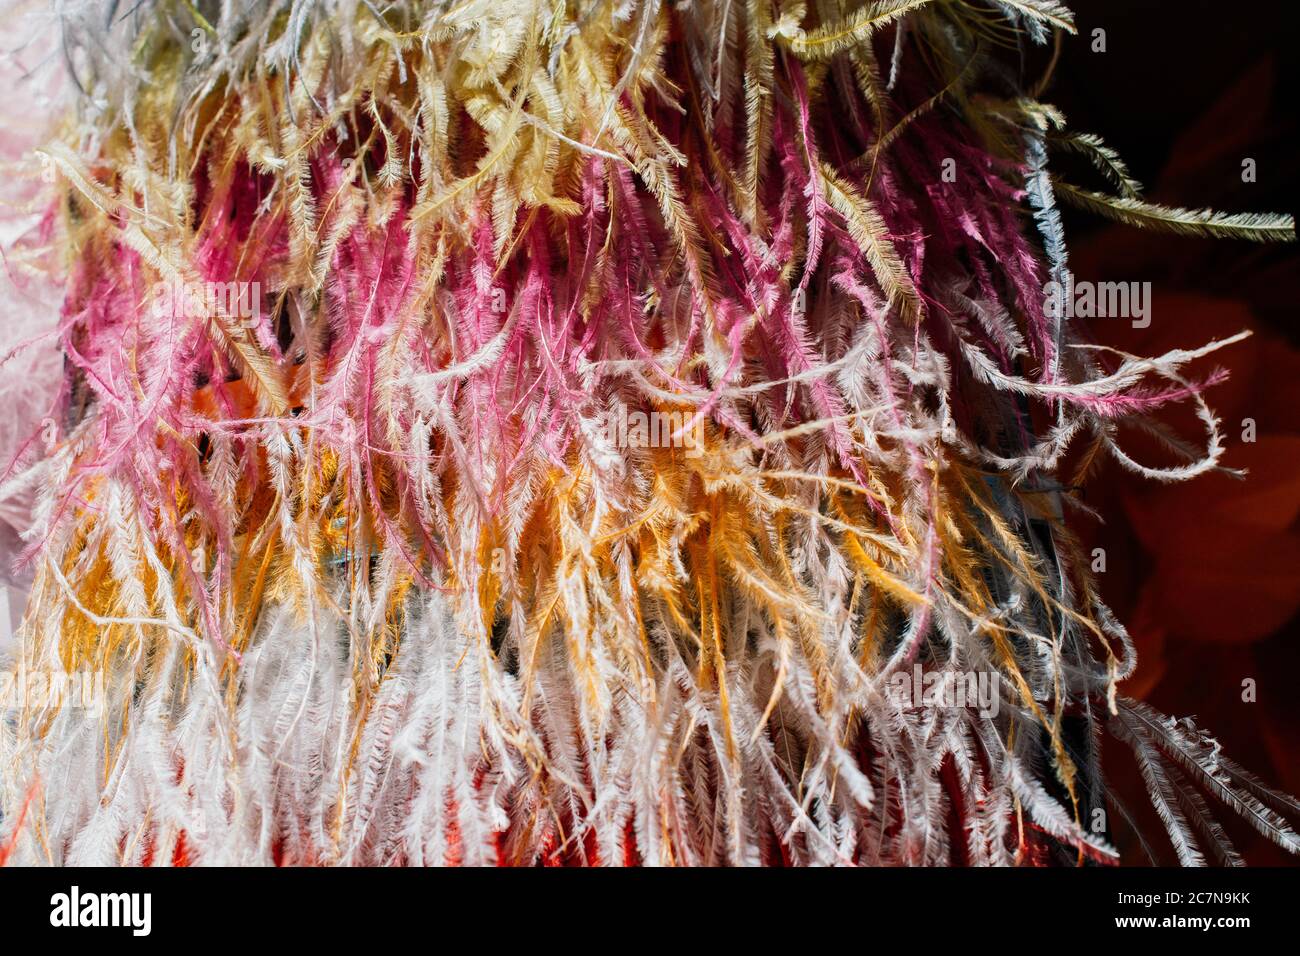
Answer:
0, 0, 1296, 867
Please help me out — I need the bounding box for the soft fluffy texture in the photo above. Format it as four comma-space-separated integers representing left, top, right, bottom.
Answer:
0, 0, 1297, 866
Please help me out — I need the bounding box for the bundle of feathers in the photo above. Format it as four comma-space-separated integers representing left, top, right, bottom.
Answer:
0, 0, 1297, 867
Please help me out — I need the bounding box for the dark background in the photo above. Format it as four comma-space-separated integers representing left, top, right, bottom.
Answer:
1039, 2, 1298, 864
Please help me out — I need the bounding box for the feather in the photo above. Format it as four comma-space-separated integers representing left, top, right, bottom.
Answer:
1, 0, 1296, 869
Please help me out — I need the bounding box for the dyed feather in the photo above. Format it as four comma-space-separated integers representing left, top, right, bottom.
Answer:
0, 0, 1295, 867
